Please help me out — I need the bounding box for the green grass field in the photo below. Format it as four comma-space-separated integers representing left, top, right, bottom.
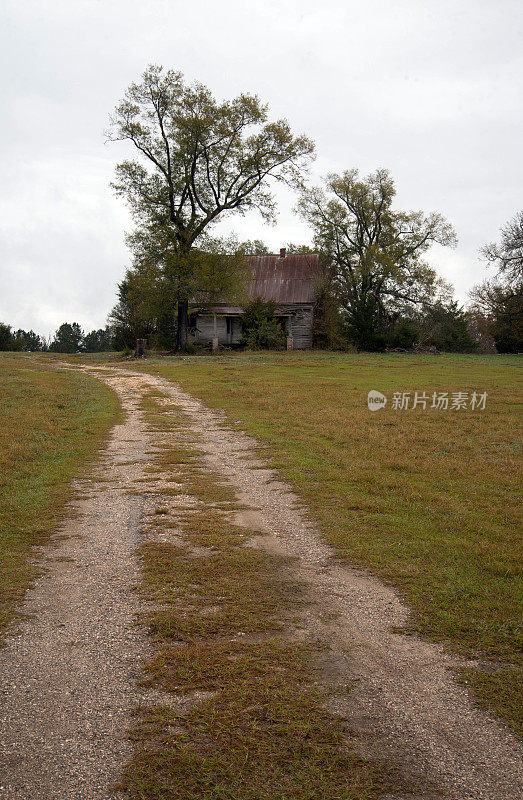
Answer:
0, 355, 121, 636
134, 351, 522, 734
2, 350, 521, 735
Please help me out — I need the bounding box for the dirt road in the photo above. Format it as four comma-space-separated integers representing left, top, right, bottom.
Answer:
0, 366, 521, 799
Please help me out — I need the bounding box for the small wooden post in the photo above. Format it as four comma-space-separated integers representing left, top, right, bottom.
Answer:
286, 336, 294, 351
211, 337, 219, 353
134, 338, 147, 358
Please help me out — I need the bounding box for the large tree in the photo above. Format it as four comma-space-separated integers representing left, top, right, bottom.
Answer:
469, 210, 523, 353
298, 169, 456, 349
481, 210, 523, 286
108, 65, 314, 350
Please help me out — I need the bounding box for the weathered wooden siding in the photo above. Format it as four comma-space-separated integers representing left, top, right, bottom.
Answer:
195, 315, 242, 345
194, 304, 314, 349
283, 304, 314, 349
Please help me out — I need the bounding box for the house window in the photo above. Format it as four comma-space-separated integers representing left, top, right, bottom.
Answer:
226, 317, 234, 335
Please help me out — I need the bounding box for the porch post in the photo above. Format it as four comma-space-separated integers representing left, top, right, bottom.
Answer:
286, 314, 293, 350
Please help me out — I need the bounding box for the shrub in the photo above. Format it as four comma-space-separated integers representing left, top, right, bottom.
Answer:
388, 318, 420, 349
240, 298, 285, 350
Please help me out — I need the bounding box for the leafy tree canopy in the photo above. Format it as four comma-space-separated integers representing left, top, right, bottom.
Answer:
470, 210, 523, 353
14, 329, 44, 351
0, 323, 15, 351
49, 322, 84, 353
124, 229, 250, 321
0, 324, 45, 351
108, 65, 314, 349
481, 210, 523, 287
83, 328, 113, 353
240, 239, 270, 254
298, 168, 456, 349
419, 301, 476, 353
469, 280, 522, 353
108, 277, 157, 350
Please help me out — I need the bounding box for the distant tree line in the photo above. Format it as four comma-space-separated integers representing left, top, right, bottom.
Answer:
0, 311, 181, 354
0, 324, 46, 352
0, 321, 115, 353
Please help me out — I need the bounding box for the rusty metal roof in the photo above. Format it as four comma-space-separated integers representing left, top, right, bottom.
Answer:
243, 253, 319, 304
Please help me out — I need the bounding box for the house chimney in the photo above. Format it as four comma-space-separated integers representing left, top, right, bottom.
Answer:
279, 247, 286, 259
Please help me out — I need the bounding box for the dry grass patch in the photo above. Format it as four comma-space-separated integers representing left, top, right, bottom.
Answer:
123, 685, 405, 800
139, 538, 301, 641
139, 392, 240, 507
141, 639, 315, 693
0, 354, 120, 636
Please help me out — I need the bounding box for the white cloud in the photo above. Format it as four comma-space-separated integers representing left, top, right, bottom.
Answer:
0, 0, 521, 332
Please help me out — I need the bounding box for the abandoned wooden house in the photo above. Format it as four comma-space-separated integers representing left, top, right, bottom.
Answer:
192, 248, 319, 349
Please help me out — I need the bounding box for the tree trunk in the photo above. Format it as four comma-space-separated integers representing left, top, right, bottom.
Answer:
176, 298, 189, 351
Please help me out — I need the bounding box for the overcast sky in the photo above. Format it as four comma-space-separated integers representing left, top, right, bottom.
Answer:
1, 0, 522, 338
